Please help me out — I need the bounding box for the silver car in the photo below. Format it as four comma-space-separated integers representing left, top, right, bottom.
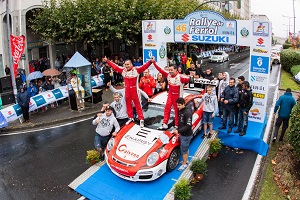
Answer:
209, 51, 229, 63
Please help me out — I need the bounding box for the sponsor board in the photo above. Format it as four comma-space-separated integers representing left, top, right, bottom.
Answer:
144, 21, 156, 33
253, 21, 269, 37
250, 55, 269, 74
252, 92, 265, 99
143, 49, 157, 63
174, 10, 237, 44
250, 73, 268, 84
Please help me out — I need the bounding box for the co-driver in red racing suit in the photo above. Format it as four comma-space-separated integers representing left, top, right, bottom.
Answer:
104, 57, 154, 127
153, 63, 190, 129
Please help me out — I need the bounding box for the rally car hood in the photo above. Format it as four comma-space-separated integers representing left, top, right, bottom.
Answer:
116, 124, 168, 162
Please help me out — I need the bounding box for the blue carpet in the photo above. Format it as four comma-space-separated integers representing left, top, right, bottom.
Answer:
74, 117, 268, 199
214, 116, 269, 156
75, 131, 204, 200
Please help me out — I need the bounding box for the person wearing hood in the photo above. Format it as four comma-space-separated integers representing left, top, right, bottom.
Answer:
272, 88, 296, 142
17, 85, 30, 123
219, 77, 238, 133
27, 82, 37, 98
234, 81, 253, 136
200, 86, 218, 138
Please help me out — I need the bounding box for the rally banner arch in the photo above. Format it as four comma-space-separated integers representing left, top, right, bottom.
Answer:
142, 10, 272, 123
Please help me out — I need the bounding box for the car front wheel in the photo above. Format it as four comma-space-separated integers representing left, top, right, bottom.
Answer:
166, 148, 180, 171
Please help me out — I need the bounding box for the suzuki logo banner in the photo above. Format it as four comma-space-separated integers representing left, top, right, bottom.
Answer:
249, 21, 272, 123
174, 10, 237, 44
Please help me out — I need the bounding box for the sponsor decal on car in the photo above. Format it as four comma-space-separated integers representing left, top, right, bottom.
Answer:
118, 144, 140, 159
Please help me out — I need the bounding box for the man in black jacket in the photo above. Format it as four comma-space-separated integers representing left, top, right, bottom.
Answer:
173, 97, 193, 172
234, 81, 253, 136
218, 78, 239, 133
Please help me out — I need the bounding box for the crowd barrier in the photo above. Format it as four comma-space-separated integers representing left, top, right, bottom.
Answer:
0, 74, 104, 125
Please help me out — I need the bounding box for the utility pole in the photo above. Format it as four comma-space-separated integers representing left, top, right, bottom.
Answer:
6, 0, 18, 102
292, 0, 296, 39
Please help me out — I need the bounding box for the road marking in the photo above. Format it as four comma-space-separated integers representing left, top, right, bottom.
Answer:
0, 117, 93, 136
77, 196, 86, 200
239, 68, 249, 76
229, 63, 240, 69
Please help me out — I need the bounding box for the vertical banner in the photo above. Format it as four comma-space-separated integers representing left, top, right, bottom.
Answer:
10, 35, 26, 78
249, 21, 272, 123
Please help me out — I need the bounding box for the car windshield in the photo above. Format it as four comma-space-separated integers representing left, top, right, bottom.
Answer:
213, 52, 223, 55
139, 103, 175, 129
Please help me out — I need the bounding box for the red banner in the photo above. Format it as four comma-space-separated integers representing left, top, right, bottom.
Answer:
10, 35, 26, 78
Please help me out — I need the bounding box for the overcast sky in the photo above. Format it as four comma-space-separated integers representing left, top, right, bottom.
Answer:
251, 0, 300, 38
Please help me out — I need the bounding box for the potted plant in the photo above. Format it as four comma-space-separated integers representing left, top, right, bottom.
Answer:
174, 178, 192, 200
209, 138, 222, 157
190, 158, 207, 181
86, 149, 100, 165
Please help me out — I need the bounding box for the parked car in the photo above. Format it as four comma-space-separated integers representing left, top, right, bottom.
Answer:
271, 50, 280, 64
209, 51, 229, 63
105, 88, 205, 182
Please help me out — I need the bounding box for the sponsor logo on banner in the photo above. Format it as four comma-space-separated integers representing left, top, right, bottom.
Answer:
174, 10, 237, 44
240, 27, 249, 37
144, 21, 156, 33
13, 104, 23, 116
52, 89, 63, 99
251, 84, 265, 91
255, 38, 266, 48
143, 49, 157, 63
6, 108, 16, 119
253, 101, 265, 106
253, 92, 265, 99
253, 22, 269, 37
164, 26, 171, 34
147, 34, 154, 42
250, 75, 268, 83
159, 45, 166, 59
252, 48, 268, 54
33, 95, 47, 107
250, 55, 269, 74
249, 108, 262, 120
145, 43, 156, 47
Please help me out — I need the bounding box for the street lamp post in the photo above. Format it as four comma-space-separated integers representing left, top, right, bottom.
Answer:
283, 25, 289, 39
194, 0, 238, 11
282, 15, 292, 35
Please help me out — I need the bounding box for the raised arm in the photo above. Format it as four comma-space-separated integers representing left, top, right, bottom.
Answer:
180, 75, 190, 84
153, 62, 169, 77
106, 60, 123, 74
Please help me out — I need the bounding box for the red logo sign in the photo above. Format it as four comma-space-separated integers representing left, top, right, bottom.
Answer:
257, 38, 264, 45
8, 111, 12, 115
182, 34, 189, 42
48, 94, 51, 97
10, 35, 26, 78
148, 34, 152, 40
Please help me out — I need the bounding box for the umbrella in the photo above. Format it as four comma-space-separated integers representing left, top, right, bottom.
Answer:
190, 44, 198, 49
42, 68, 61, 77
27, 71, 44, 81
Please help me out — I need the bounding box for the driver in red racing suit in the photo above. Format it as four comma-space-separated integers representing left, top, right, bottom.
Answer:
103, 56, 155, 127
153, 63, 190, 129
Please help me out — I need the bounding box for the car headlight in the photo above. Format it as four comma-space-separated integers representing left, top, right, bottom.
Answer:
146, 152, 159, 166
107, 138, 115, 151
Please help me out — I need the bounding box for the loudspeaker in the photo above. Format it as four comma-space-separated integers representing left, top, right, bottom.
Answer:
0, 76, 13, 93
15, 76, 23, 90
92, 89, 102, 104
1, 92, 15, 106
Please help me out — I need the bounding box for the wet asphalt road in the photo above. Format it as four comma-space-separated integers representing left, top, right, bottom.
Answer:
0, 51, 281, 200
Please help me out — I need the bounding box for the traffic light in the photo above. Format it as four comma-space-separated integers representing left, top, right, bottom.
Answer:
237, 0, 241, 9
